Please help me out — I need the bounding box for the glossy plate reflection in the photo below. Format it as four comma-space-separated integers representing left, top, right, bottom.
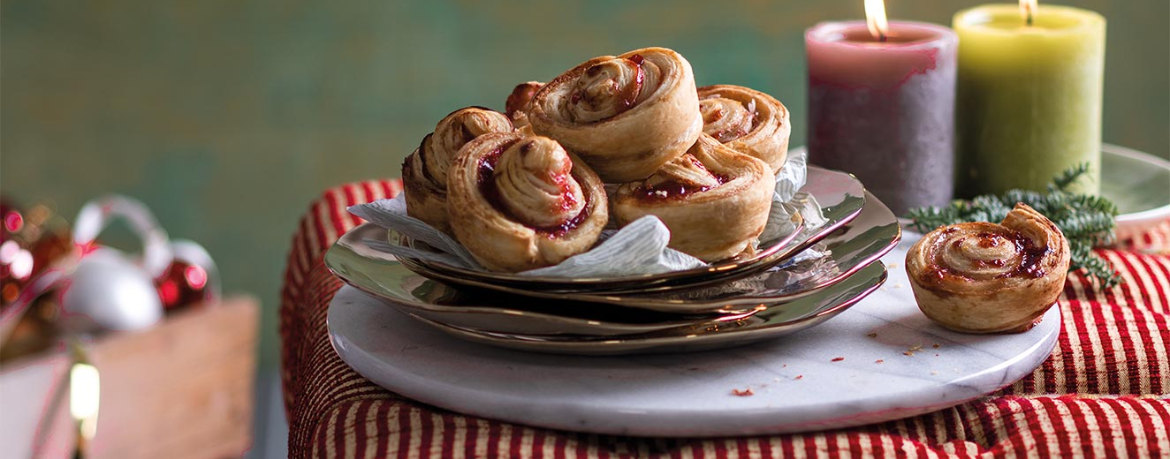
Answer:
401, 190, 899, 314
1100, 144, 1170, 242
412, 262, 887, 355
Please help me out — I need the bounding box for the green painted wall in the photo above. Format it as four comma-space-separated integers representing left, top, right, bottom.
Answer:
3, 0, 1167, 368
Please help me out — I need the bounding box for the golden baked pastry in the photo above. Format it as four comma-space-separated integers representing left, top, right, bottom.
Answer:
697, 85, 791, 173
528, 47, 702, 182
401, 107, 513, 233
611, 134, 773, 262
906, 204, 1071, 334
505, 81, 543, 129
447, 132, 608, 272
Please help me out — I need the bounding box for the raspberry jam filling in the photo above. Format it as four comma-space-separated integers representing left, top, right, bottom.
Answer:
634, 156, 728, 201
477, 141, 591, 237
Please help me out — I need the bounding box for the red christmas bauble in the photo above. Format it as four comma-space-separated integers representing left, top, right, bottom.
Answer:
1, 201, 31, 307
156, 260, 212, 311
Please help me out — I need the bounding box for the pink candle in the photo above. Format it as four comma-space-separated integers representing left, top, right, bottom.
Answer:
806, 20, 958, 216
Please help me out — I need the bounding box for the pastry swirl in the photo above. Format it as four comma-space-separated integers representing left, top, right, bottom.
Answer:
906, 204, 1071, 334
612, 134, 773, 262
697, 85, 791, 173
528, 47, 702, 182
401, 107, 513, 233
493, 137, 587, 229
505, 81, 543, 129
448, 132, 608, 272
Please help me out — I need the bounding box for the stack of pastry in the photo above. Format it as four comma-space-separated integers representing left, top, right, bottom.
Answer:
402, 47, 792, 272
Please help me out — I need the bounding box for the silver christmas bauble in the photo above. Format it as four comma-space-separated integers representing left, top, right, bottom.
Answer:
61, 249, 163, 331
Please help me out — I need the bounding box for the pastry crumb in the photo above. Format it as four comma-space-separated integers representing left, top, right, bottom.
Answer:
909, 344, 924, 352
935, 354, 940, 357
892, 282, 903, 289
903, 351, 915, 356
731, 388, 754, 397
867, 332, 878, 338
887, 263, 899, 269
930, 370, 939, 375
932, 343, 941, 349
831, 357, 845, 362
875, 359, 884, 364
794, 375, 803, 380
782, 364, 787, 368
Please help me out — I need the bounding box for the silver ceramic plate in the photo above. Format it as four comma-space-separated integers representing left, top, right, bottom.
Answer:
334, 281, 763, 336
325, 190, 893, 336
390, 166, 865, 293
411, 261, 887, 355
331, 226, 791, 336
325, 215, 891, 336
1101, 144, 1170, 241
401, 190, 900, 314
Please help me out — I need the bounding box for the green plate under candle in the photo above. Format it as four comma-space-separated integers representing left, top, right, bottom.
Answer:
1101, 144, 1170, 242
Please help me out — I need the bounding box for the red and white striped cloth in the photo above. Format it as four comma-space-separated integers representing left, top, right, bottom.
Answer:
280, 179, 1170, 458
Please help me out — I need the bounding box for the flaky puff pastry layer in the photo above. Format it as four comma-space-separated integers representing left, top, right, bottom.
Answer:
505, 81, 543, 130
528, 47, 702, 183
447, 132, 608, 272
697, 85, 791, 174
906, 203, 1071, 334
611, 134, 773, 262
401, 107, 513, 234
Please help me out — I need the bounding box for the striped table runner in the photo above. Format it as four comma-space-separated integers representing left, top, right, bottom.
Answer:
280, 179, 1170, 458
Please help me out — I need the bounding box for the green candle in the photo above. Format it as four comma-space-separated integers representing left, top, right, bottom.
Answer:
954, 3, 1105, 196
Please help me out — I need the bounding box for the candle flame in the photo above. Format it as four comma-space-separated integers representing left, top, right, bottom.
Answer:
865, 0, 890, 41
1020, 0, 1037, 26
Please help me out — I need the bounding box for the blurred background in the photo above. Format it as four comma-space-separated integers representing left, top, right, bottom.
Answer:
2, 0, 1166, 456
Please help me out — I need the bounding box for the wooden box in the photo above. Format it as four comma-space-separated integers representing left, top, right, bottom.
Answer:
0, 297, 259, 459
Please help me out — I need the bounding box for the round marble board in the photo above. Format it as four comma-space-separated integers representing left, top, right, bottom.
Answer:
328, 233, 1061, 437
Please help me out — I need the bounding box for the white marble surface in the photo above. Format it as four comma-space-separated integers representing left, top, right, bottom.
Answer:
327, 235, 1061, 437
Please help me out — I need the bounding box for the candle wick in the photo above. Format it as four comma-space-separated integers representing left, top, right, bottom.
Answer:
879, 32, 888, 43
1026, 11, 1033, 26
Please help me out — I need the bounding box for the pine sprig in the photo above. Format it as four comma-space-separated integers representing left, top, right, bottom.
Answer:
907, 163, 1121, 288
1049, 162, 1092, 192
1070, 243, 1123, 287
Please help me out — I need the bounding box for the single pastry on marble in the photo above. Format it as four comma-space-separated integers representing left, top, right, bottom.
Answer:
528, 47, 702, 182
697, 85, 791, 174
611, 134, 773, 262
447, 132, 608, 272
505, 81, 544, 129
905, 203, 1071, 334
401, 107, 513, 233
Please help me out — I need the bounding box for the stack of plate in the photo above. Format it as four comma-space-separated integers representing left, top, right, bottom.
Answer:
325, 165, 902, 355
